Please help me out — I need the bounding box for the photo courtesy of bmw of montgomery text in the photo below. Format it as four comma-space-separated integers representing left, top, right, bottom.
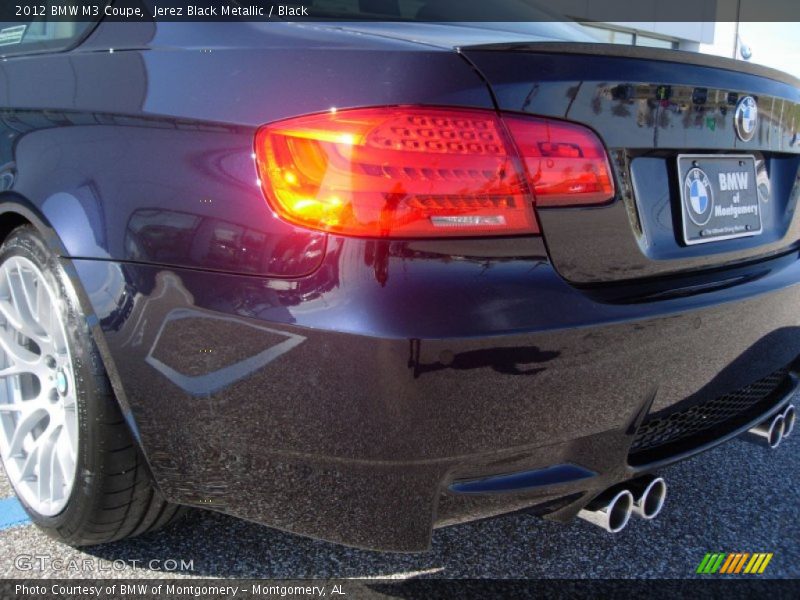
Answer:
0, 10, 799, 552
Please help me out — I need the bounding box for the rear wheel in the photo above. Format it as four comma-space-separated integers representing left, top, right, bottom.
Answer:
0, 225, 183, 544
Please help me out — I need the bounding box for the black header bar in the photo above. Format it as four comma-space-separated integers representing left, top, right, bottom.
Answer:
2, 0, 800, 23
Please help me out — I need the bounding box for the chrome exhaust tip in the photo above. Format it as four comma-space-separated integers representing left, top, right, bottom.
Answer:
577, 489, 633, 533
782, 404, 796, 438
628, 476, 667, 520
748, 413, 785, 449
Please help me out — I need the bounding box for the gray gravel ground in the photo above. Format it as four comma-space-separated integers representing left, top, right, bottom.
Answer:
0, 427, 797, 580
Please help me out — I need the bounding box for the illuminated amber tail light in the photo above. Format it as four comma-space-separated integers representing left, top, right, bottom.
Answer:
254, 106, 614, 238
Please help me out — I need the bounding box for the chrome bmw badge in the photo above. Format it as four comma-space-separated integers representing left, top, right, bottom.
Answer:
734, 96, 758, 142
684, 167, 714, 226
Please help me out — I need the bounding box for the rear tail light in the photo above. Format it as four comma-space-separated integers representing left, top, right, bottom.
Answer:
503, 116, 615, 207
255, 106, 614, 238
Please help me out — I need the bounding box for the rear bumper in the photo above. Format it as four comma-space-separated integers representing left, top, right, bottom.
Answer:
68, 239, 800, 551
437, 372, 796, 532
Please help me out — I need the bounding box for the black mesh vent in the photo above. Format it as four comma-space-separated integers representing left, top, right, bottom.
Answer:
630, 368, 791, 458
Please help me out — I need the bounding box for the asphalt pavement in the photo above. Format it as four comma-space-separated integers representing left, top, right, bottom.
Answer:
0, 418, 798, 580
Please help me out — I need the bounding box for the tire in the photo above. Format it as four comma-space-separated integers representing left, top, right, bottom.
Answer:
0, 225, 184, 545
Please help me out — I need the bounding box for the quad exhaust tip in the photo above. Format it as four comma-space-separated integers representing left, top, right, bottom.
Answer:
783, 404, 796, 438
578, 475, 668, 533
629, 476, 667, 520
577, 404, 797, 534
747, 404, 794, 448
577, 489, 633, 533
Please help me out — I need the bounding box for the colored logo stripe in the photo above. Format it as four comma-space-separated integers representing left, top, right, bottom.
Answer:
697, 553, 726, 574
733, 553, 750, 573
720, 553, 737, 573
698, 552, 773, 574
720, 553, 751, 574
745, 553, 774, 574
696, 553, 714, 573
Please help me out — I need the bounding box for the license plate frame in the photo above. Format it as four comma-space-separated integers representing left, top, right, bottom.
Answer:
676, 154, 762, 246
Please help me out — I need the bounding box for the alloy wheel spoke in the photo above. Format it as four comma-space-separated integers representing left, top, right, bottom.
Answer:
0, 364, 25, 378
0, 399, 37, 414
3, 269, 27, 326
6, 267, 48, 343
54, 430, 74, 496
37, 425, 58, 503
0, 297, 23, 332
0, 390, 47, 416
6, 407, 48, 459
36, 277, 60, 351
18, 442, 39, 481
0, 325, 40, 365
47, 425, 66, 504
61, 403, 77, 453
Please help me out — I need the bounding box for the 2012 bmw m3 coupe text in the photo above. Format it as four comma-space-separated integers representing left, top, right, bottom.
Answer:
0, 13, 798, 552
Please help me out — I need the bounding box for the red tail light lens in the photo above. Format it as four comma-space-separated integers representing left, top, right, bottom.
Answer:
504, 116, 615, 207
255, 107, 614, 238
255, 107, 537, 238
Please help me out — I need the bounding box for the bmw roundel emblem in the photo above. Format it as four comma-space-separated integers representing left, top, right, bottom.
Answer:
734, 96, 758, 142
684, 167, 714, 226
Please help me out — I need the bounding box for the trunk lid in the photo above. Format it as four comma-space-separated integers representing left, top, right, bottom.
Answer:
462, 43, 800, 286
